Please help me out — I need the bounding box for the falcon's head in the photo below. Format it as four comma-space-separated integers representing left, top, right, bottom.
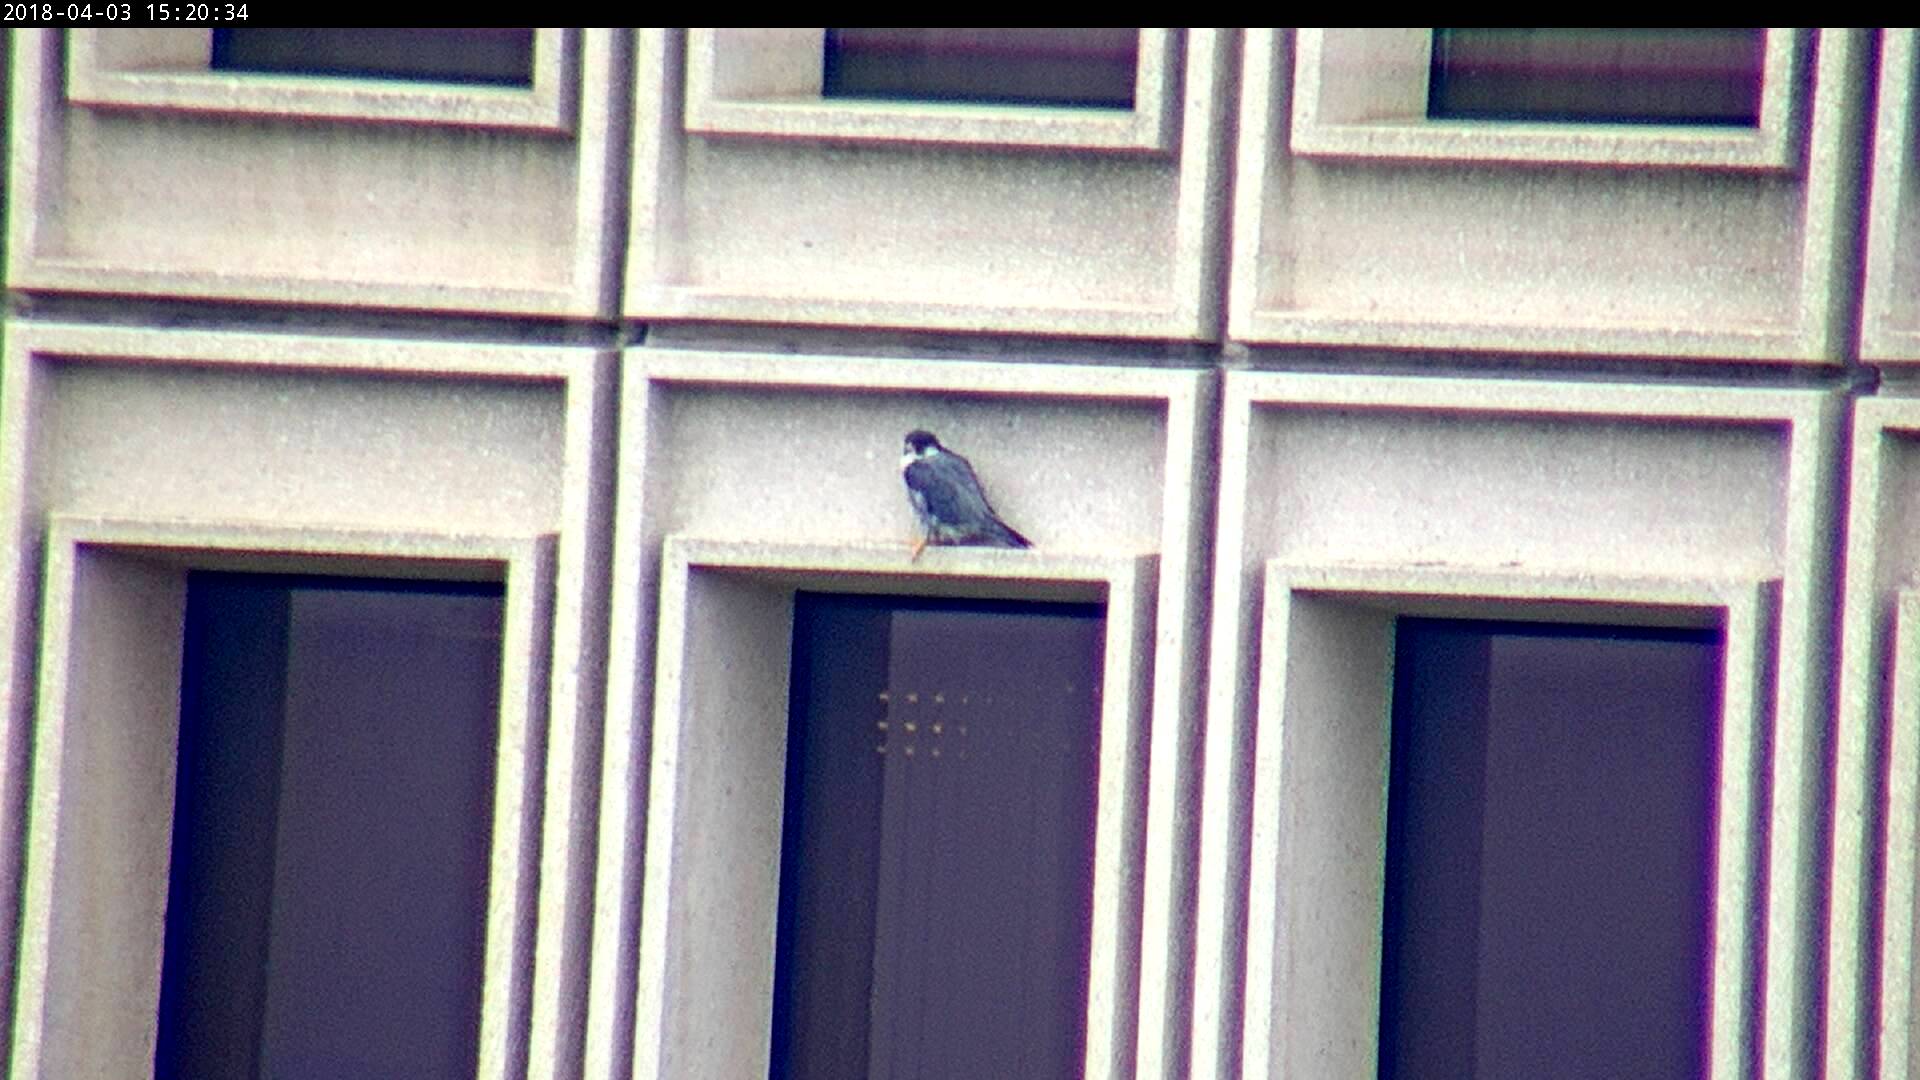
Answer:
903, 429, 943, 462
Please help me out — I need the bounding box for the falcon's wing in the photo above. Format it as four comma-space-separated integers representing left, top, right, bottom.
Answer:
904, 453, 995, 528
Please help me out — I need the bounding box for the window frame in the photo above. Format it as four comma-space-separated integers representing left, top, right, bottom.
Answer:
1880, 587, 1920, 1080
8, 515, 555, 1080
1240, 562, 1772, 1080
683, 28, 1180, 153
629, 537, 1156, 1080
66, 28, 579, 132
1289, 27, 1804, 170
1835, 396, 1920, 1080
1860, 29, 1920, 361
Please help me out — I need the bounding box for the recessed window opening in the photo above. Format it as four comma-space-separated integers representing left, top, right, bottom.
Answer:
154, 572, 505, 1080
1378, 618, 1722, 1080
209, 29, 536, 87
771, 592, 1104, 1079
1427, 28, 1765, 126
822, 28, 1137, 109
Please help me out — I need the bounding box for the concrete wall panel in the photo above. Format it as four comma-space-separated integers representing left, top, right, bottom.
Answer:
628, 30, 1233, 340
6, 31, 630, 317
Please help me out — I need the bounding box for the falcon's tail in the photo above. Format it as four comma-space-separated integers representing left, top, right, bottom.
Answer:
992, 519, 1033, 549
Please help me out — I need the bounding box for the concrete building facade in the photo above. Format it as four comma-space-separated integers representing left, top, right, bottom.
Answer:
0, 26, 1913, 1080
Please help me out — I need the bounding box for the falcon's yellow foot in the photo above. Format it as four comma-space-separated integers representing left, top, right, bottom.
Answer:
910, 534, 927, 562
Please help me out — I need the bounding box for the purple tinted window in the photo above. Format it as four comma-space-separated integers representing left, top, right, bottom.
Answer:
1429, 29, 1765, 126
772, 593, 1105, 1079
1379, 618, 1721, 1080
210, 29, 536, 87
824, 29, 1136, 109
157, 573, 502, 1080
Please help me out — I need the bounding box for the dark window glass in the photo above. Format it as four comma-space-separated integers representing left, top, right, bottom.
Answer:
155, 573, 504, 1080
1378, 618, 1721, 1080
823, 28, 1136, 109
209, 29, 536, 87
1428, 28, 1765, 126
771, 593, 1104, 1080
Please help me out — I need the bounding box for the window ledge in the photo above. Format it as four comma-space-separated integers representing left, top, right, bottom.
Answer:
684, 28, 1179, 153
1290, 28, 1804, 171
66, 28, 579, 132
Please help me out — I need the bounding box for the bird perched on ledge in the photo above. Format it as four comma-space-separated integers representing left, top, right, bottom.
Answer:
901, 429, 1033, 561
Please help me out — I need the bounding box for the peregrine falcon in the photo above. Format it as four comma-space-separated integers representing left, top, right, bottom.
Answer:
900, 429, 1033, 560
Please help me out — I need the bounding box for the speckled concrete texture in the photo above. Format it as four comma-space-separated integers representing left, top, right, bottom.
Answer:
587, 347, 1214, 1080
1293, 29, 1805, 169
1191, 371, 1841, 1080
1828, 397, 1920, 1080
1229, 29, 1868, 361
68, 30, 579, 130
0, 26, 1901, 1080
0, 324, 617, 1080
6, 31, 629, 317
1860, 30, 1920, 362
627, 30, 1232, 340
1877, 589, 1920, 1080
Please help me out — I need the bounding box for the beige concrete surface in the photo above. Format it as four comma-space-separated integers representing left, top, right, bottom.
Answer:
68, 29, 579, 131
1193, 370, 1839, 1080
1829, 398, 1920, 1080
588, 347, 1214, 1080
1879, 589, 1920, 1080
0, 27, 1899, 1080
1861, 30, 1920, 361
627, 29, 1233, 340
6, 30, 628, 316
13, 540, 181, 1080
0, 323, 616, 1080
1229, 29, 1867, 361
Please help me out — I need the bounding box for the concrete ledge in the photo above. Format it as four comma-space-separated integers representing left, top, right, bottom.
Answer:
1291, 28, 1802, 170
8, 516, 554, 1080
67, 29, 578, 132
